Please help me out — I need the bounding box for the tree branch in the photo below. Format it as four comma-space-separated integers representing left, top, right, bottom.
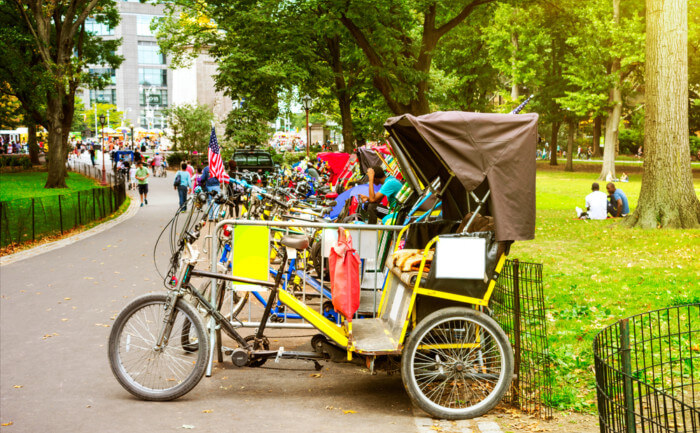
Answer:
435, 0, 493, 40
338, 13, 401, 113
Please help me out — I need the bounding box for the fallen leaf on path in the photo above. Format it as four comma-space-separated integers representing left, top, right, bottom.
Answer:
310, 373, 322, 378
64, 297, 71, 300
343, 410, 356, 414
201, 410, 213, 413
61, 318, 69, 322
181, 425, 195, 429
1, 421, 13, 426
13, 385, 22, 389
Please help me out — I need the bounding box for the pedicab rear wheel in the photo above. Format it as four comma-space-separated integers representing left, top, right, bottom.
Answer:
401, 306, 513, 420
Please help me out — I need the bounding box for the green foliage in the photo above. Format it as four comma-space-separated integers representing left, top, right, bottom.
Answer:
224, 104, 274, 148
165, 104, 214, 155
690, 135, 700, 157
618, 127, 643, 155
75, 103, 125, 133
0, 155, 32, 170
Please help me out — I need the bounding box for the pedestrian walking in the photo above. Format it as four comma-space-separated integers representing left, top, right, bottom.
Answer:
89, 146, 96, 166
135, 160, 150, 207
173, 162, 192, 212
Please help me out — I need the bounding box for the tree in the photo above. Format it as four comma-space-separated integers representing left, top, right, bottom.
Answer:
334, 0, 498, 115
165, 104, 214, 157
485, 2, 575, 166
623, 0, 700, 229
6, 0, 122, 188
77, 103, 125, 132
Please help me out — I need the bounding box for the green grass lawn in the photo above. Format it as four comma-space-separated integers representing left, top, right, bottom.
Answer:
0, 171, 101, 201
0, 171, 119, 247
510, 166, 700, 411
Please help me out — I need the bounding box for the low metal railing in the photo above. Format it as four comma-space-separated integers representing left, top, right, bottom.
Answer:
594, 304, 700, 433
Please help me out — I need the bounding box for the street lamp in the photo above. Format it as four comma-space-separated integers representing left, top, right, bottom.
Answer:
99, 114, 107, 185
301, 94, 312, 158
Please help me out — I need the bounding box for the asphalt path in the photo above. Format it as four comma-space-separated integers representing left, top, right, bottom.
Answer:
0, 175, 426, 433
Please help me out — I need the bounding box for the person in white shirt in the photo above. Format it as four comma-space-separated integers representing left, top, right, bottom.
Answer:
581, 182, 608, 220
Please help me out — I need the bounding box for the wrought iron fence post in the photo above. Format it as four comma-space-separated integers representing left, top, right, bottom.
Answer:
77, 191, 81, 225
31, 198, 35, 241
620, 318, 636, 433
58, 195, 64, 234
512, 259, 521, 406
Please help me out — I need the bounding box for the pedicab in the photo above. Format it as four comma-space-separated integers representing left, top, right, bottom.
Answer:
107, 110, 539, 420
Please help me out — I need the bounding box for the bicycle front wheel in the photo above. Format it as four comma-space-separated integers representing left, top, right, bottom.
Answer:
108, 293, 210, 401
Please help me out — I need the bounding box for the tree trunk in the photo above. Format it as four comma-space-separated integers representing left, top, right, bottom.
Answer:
326, 35, 357, 152
511, 33, 519, 100
338, 97, 355, 152
624, 0, 700, 228
600, 96, 621, 180
27, 121, 40, 165
549, 121, 560, 166
592, 115, 602, 157
599, 0, 622, 180
565, 118, 576, 172
44, 95, 70, 188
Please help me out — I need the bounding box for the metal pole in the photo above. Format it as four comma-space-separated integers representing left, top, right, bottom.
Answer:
305, 108, 310, 158
101, 123, 107, 185
31, 198, 35, 241
58, 195, 63, 234
513, 259, 521, 406
620, 318, 636, 433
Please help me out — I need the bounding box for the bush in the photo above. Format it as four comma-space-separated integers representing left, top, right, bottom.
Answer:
618, 128, 643, 155
690, 136, 700, 158
0, 155, 32, 169
166, 152, 206, 169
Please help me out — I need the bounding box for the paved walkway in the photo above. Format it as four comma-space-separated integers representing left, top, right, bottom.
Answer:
0, 174, 510, 432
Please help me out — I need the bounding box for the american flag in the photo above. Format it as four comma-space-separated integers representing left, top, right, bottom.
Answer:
208, 126, 230, 183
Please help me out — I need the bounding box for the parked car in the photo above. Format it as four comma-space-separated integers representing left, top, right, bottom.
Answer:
233, 149, 276, 174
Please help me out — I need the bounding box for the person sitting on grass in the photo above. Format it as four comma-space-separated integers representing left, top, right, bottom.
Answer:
606, 182, 629, 218
577, 182, 608, 220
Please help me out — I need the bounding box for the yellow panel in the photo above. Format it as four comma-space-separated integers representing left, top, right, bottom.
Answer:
232, 226, 269, 288
278, 290, 349, 347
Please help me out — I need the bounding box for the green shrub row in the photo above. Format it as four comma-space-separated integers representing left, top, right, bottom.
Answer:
0, 155, 32, 169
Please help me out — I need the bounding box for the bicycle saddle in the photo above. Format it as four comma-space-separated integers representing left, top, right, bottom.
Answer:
279, 235, 310, 251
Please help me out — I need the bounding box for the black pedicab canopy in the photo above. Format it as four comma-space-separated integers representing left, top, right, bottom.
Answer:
384, 111, 538, 242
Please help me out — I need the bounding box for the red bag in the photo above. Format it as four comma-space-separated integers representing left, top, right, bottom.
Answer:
328, 228, 361, 321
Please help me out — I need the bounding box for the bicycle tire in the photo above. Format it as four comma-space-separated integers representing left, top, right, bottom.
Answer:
108, 293, 209, 401
401, 307, 513, 419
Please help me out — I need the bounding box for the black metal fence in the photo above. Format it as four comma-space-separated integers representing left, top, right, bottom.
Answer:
491, 259, 553, 419
0, 160, 127, 248
594, 304, 700, 433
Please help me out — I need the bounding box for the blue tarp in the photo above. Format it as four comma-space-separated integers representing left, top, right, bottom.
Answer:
329, 183, 381, 219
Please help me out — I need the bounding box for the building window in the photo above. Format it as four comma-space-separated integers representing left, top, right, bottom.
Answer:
140, 109, 167, 129
139, 68, 167, 87
138, 41, 165, 65
85, 18, 113, 36
89, 68, 116, 85
140, 88, 168, 107
89, 89, 117, 105
137, 15, 161, 36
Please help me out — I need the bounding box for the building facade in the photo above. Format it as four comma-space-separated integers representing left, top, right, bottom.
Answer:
79, 2, 172, 131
